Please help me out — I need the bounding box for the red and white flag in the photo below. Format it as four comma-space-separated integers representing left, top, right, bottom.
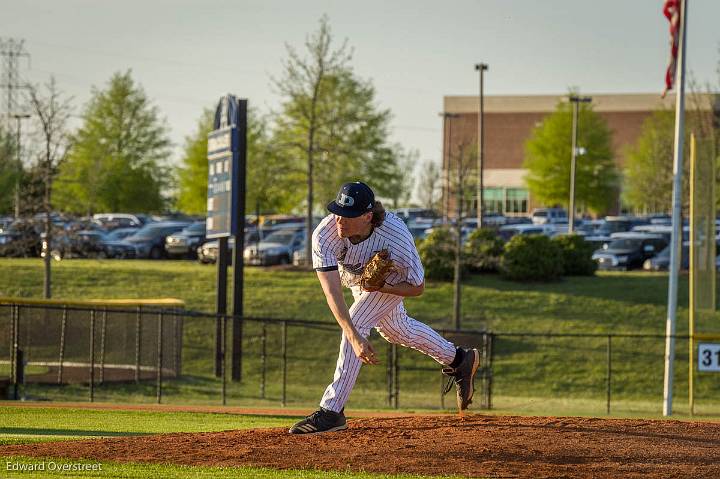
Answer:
662, 0, 681, 97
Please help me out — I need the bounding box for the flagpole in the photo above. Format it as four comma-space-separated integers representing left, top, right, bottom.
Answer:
663, 0, 688, 417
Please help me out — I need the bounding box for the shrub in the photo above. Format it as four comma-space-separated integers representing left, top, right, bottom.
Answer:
417, 227, 458, 281
464, 228, 503, 273
500, 234, 563, 281
552, 234, 597, 276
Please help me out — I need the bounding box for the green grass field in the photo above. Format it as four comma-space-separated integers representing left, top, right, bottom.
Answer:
1, 258, 720, 416
0, 406, 465, 479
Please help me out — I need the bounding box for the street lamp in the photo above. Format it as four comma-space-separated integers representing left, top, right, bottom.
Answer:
475, 63, 488, 228
11, 113, 30, 219
568, 95, 591, 233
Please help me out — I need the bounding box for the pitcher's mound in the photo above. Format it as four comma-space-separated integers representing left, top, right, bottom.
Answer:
2, 414, 719, 478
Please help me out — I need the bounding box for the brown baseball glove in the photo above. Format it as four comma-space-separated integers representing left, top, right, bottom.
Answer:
360, 249, 396, 292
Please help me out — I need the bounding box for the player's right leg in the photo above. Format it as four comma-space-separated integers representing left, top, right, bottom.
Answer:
375, 303, 479, 411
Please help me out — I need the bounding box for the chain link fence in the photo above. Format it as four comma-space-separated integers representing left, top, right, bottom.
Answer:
3, 302, 717, 416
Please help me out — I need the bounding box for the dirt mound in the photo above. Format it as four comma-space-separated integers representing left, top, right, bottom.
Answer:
2, 414, 719, 478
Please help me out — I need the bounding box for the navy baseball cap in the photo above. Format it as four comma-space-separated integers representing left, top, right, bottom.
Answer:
327, 182, 375, 218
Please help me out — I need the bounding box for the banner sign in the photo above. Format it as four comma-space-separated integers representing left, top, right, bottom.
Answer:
207, 95, 240, 238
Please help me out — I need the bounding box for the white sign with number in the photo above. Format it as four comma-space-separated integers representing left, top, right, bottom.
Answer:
698, 343, 720, 372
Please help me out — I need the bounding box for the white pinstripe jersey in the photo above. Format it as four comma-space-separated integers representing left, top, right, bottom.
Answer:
311, 212, 424, 289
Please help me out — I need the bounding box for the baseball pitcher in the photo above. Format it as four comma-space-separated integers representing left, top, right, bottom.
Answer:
289, 181, 479, 434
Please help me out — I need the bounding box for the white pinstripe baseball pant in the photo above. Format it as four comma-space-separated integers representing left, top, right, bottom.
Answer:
319, 289, 457, 413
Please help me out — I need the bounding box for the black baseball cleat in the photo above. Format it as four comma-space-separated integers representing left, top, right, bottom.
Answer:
288, 408, 347, 435
442, 348, 480, 411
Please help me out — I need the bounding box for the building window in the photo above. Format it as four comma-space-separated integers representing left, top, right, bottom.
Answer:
505, 188, 528, 214
483, 188, 504, 214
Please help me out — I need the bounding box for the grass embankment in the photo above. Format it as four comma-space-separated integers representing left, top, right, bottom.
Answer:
1, 258, 719, 416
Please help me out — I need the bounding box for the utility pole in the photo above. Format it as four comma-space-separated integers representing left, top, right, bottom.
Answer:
0, 39, 30, 125
568, 95, 591, 233
1, 39, 31, 219
475, 63, 488, 228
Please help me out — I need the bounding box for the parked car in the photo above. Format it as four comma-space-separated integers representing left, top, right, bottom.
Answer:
165, 221, 207, 258
244, 228, 305, 266
595, 216, 648, 237
45, 229, 136, 260
92, 213, 149, 230
0, 220, 41, 257
498, 224, 555, 241
0, 216, 14, 232
531, 208, 567, 225
259, 215, 305, 231
592, 233, 667, 270
122, 221, 191, 259
394, 208, 439, 224
197, 237, 235, 264
104, 227, 140, 241
643, 242, 690, 271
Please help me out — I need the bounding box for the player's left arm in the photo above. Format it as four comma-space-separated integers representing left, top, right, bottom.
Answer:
382, 219, 426, 297
378, 281, 424, 297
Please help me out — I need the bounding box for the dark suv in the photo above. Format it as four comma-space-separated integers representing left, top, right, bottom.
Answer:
122, 221, 191, 259
591, 233, 667, 270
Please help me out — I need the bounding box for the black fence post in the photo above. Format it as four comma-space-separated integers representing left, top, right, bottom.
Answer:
480, 332, 494, 410
15, 349, 24, 400
221, 314, 227, 406
392, 344, 399, 409
173, 312, 181, 377
606, 335, 612, 415
260, 321, 267, 399
156, 312, 163, 404
440, 371, 446, 409
486, 333, 494, 410
387, 342, 393, 407
57, 306, 67, 385
99, 307, 107, 385
135, 306, 142, 383
281, 321, 287, 407
10, 305, 18, 400
89, 310, 95, 403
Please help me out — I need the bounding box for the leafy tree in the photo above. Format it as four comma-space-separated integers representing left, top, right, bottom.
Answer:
27, 77, 74, 298
273, 16, 407, 264
621, 98, 718, 214
524, 99, 618, 215
54, 71, 170, 214
416, 159, 441, 211
621, 110, 676, 213
175, 108, 214, 214
0, 126, 21, 214
175, 107, 293, 215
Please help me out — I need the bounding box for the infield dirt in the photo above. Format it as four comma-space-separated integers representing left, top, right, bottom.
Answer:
2, 414, 719, 478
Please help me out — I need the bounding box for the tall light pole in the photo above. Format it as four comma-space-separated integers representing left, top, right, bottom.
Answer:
568, 95, 591, 233
11, 113, 30, 219
475, 63, 488, 228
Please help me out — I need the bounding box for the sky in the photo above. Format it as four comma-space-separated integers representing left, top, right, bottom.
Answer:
2, 0, 720, 196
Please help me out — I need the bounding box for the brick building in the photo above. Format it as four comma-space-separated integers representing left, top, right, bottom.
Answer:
441, 93, 717, 218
